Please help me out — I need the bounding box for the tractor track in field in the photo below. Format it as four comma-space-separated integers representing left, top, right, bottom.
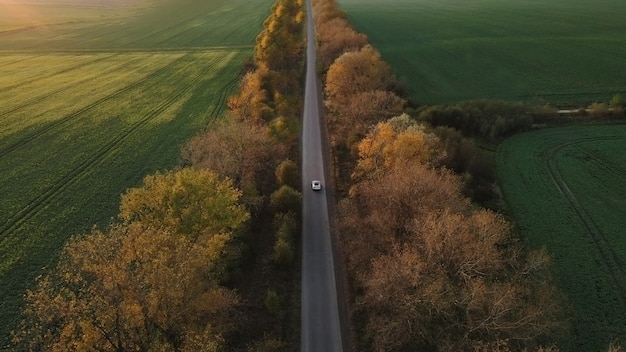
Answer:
0, 53, 119, 95
135, 12, 215, 48
209, 74, 239, 119
0, 54, 41, 69
572, 143, 626, 179
0, 53, 149, 122
0, 53, 190, 159
0, 55, 217, 266
544, 135, 626, 308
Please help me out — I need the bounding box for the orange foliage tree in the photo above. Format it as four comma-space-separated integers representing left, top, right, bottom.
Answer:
325, 45, 395, 114
316, 16, 368, 71
351, 114, 444, 181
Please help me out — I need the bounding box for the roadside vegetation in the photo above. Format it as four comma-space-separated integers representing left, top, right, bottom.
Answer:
0, 0, 279, 345
314, 1, 626, 351
5, 0, 626, 350
312, 0, 571, 350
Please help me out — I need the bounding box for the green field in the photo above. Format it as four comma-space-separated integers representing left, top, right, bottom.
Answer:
0, 0, 273, 346
339, 0, 626, 106
496, 125, 626, 351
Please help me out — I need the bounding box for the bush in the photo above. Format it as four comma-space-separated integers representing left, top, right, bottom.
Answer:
270, 185, 301, 214
269, 116, 300, 144
264, 289, 281, 315
610, 94, 625, 108
589, 102, 609, 118
275, 159, 300, 189
272, 238, 294, 265
420, 100, 535, 141
274, 212, 298, 242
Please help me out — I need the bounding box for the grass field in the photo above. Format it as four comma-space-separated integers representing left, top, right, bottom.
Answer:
0, 0, 273, 346
496, 125, 626, 351
339, 0, 626, 106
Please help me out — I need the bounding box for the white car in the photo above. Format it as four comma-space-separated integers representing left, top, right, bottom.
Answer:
311, 180, 322, 191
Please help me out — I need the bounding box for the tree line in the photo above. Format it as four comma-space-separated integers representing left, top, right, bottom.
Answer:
13, 0, 306, 351
311, 0, 572, 350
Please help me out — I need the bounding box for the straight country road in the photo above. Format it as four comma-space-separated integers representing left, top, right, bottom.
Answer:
300, 0, 344, 351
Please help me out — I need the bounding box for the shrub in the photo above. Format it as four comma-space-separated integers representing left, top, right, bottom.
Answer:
420, 100, 535, 141
264, 289, 281, 315
589, 102, 609, 118
272, 238, 294, 265
270, 185, 301, 214
610, 94, 624, 108
274, 212, 298, 242
275, 159, 300, 189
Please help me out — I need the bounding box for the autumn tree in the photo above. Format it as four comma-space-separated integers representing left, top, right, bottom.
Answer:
316, 17, 368, 71
120, 168, 249, 243
325, 45, 395, 114
432, 126, 496, 202
337, 117, 563, 350
181, 117, 278, 209
351, 114, 444, 181
363, 209, 563, 351
255, 0, 304, 72
329, 90, 405, 150
14, 168, 249, 351
228, 0, 304, 129
338, 162, 467, 281
323, 46, 402, 155
253, 0, 304, 120
312, 0, 344, 27
269, 115, 300, 144
339, 160, 563, 350
227, 67, 272, 123
275, 159, 300, 189
270, 185, 301, 214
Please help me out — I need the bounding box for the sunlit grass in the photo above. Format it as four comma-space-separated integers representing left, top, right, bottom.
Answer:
0, 0, 274, 345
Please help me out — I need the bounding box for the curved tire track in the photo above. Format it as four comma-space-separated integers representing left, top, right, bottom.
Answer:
544, 135, 626, 308
209, 74, 239, 119
572, 142, 626, 179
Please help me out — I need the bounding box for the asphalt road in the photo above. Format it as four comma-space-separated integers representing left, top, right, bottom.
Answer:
300, 0, 344, 351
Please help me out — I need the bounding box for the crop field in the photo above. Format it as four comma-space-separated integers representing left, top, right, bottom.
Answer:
339, 0, 626, 106
496, 125, 626, 351
0, 0, 273, 346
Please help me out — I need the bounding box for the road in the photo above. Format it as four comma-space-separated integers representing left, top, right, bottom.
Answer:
300, 0, 344, 351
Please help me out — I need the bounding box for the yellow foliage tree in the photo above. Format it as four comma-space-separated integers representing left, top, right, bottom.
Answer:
120, 168, 249, 241
227, 68, 271, 123
15, 223, 239, 351
14, 168, 249, 351
255, 0, 304, 72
